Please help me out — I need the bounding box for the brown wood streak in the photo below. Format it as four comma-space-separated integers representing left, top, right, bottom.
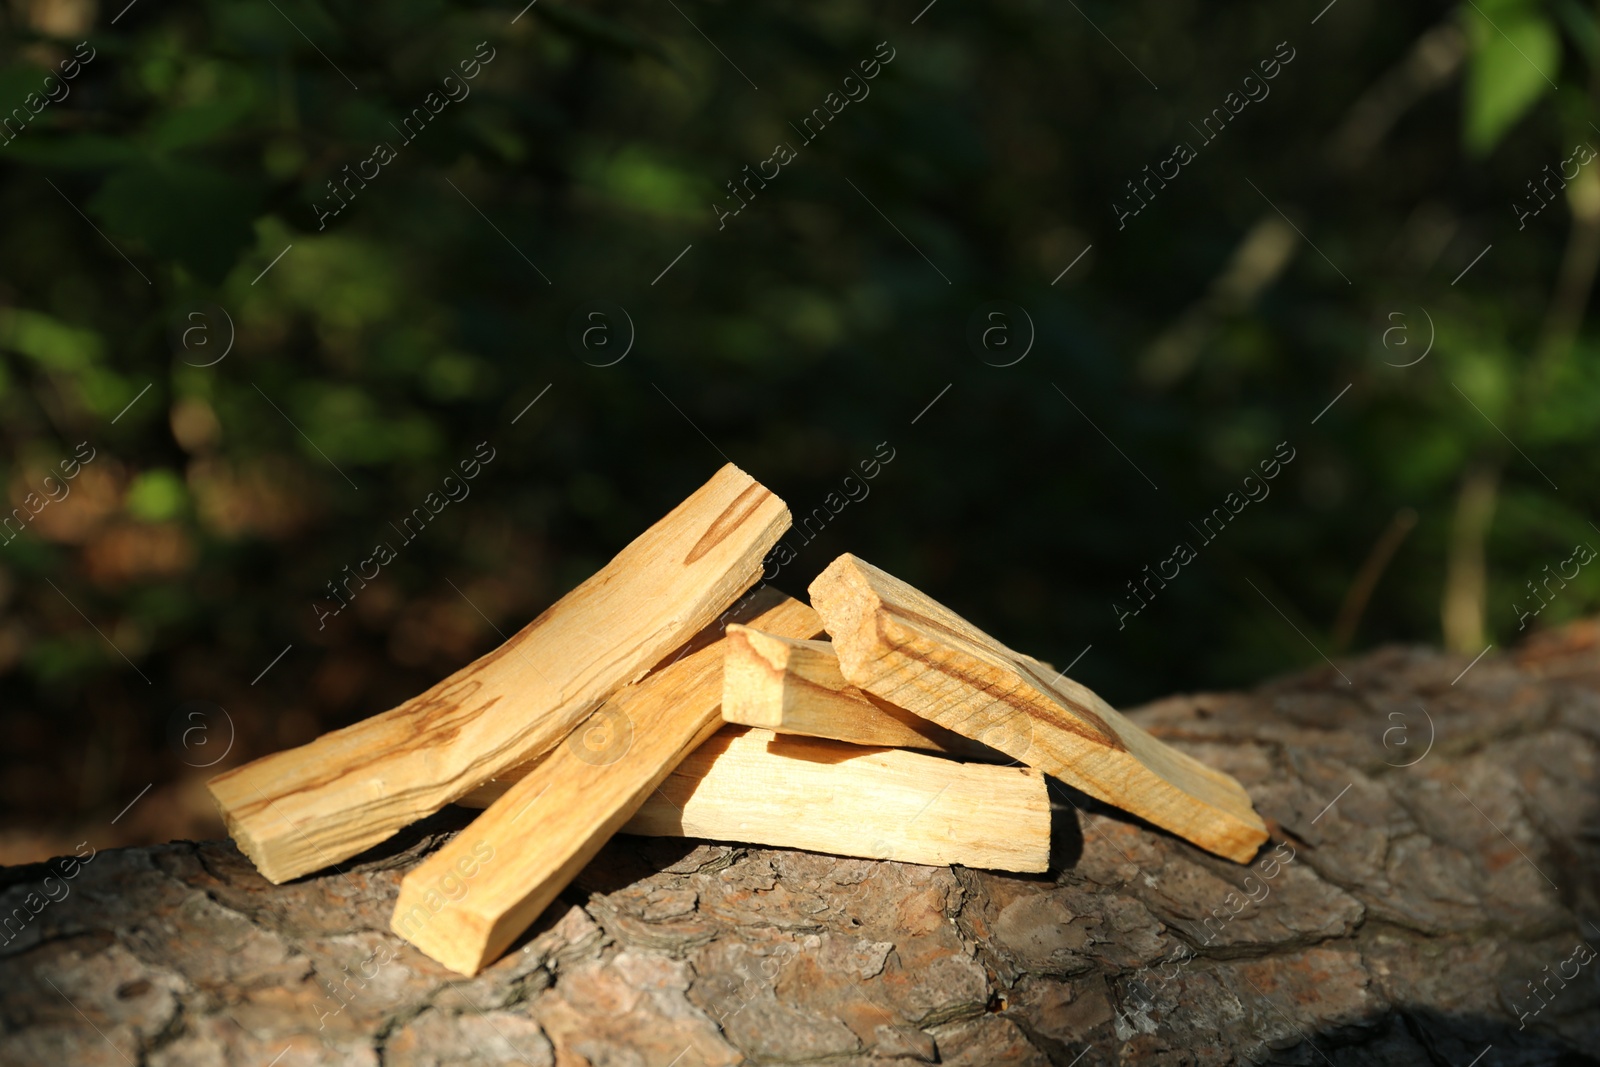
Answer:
727, 628, 783, 678
790, 669, 856, 702
774, 657, 890, 720
1006, 655, 1124, 749
875, 604, 1125, 751
684, 484, 773, 565
215, 689, 505, 819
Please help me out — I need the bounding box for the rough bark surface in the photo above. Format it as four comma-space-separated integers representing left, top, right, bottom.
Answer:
3, 627, 1599, 1066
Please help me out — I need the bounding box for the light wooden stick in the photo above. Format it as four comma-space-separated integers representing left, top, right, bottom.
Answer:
809, 554, 1268, 863
391, 592, 823, 975
209, 464, 789, 884
621, 726, 1051, 873
720, 625, 998, 758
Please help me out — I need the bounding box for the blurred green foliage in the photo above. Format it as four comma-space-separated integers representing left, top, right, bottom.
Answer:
2, 0, 1599, 840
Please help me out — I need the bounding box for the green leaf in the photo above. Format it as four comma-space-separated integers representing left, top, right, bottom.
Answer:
1463, 4, 1561, 155
89, 162, 264, 283
574, 144, 701, 217
126, 469, 188, 522
146, 92, 254, 152
0, 308, 106, 371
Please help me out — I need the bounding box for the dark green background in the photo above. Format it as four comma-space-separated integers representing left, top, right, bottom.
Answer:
1, 0, 1594, 851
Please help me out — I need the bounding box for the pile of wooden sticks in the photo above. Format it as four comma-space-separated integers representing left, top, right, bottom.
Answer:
209, 465, 1266, 975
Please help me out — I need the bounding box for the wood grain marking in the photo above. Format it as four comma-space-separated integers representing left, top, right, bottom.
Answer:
685, 484, 773, 564
1008, 655, 1124, 748
392, 689, 499, 741
876, 613, 1124, 751
217, 693, 507, 819
727, 628, 785, 679
879, 600, 995, 651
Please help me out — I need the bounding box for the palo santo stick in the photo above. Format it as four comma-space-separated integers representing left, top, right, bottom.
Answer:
720, 625, 998, 758
809, 554, 1268, 863
621, 726, 1051, 873
209, 464, 789, 884
391, 591, 823, 976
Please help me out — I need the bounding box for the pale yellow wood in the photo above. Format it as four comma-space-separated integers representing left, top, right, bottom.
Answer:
454, 768, 524, 808
808, 554, 1268, 863
209, 465, 790, 884
390, 591, 822, 975
720, 625, 998, 758
621, 726, 1051, 874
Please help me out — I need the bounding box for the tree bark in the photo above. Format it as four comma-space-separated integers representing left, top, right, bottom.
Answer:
2, 625, 1599, 1066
